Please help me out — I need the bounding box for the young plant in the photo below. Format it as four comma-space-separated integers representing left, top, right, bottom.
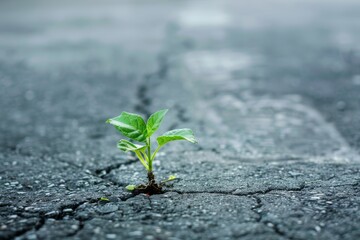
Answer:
106, 109, 197, 194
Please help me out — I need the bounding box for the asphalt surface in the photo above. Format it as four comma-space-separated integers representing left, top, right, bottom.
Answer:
1, 0, 360, 239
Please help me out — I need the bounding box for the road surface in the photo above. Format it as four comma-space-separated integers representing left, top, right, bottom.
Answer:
1, 0, 360, 239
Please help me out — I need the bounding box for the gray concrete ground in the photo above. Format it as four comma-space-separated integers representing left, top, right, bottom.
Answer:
1, 0, 360, 239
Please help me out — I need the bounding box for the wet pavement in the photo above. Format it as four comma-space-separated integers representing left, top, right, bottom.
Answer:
1, 0, 360, 239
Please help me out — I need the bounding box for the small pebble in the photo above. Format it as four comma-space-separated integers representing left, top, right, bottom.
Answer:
267, 222, 274, 227
27, 234, 37, 240
129, 231, 143, 236
63, 208, 73, 213
96, 204, 118, 214
336, 101, 346, 111
106, 234, 117, 239
71, 225, 79, 230
45, 211, 59, 217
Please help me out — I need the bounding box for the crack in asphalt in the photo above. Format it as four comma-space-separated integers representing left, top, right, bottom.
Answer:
66, 220, 84, 238
94, 157, 138, 177
251, 195, 299, 240
9, 198, 99, 240
7, 181, 359, 240
250, 196, 263, 222
147, 195, 153, 210
134, 54, 169, 119
163, 181, 360, 198
164, 183, 307, 196
271, 222, 295, 240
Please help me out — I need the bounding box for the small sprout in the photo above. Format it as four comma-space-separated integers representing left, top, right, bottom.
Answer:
161, 175, 177, 184
125, 185, 136, 191
106, 109, 197, 194
99, 197, 110, 202
168, 175, 176, 181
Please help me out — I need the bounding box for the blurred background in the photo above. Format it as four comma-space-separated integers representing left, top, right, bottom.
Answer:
1, 0, 360, 163
1, 1, 360, 239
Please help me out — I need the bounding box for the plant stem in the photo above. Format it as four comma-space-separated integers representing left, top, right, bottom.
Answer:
147, 171, 155, 184
151, 145, 161, 161
135, 151, 149, 171
147, 137, 152, 172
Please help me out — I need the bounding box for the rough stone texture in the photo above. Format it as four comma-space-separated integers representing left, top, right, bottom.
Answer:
1, 0, 360, 239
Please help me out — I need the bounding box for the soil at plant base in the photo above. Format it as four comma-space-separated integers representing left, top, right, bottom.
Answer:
133, 182, 163, 195
132, 171, 163, 195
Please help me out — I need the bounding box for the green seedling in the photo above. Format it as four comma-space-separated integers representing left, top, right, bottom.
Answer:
106, 109, 197, 194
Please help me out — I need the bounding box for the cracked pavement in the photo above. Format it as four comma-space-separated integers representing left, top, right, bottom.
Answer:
1, 0, 360, 239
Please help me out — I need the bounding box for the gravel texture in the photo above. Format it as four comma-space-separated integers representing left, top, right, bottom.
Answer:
1, 1, 360, 239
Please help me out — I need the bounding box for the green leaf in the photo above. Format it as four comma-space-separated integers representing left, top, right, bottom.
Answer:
99, 197, 110, 202
157, 128, 197, 147
117, 139, 146, 152
168, 175, 176, 181
126, 185, 136, 191
161, 175, 177, 184
106, 112, 147, 142
118, 140, 149, 171
147, 109, 168, 137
